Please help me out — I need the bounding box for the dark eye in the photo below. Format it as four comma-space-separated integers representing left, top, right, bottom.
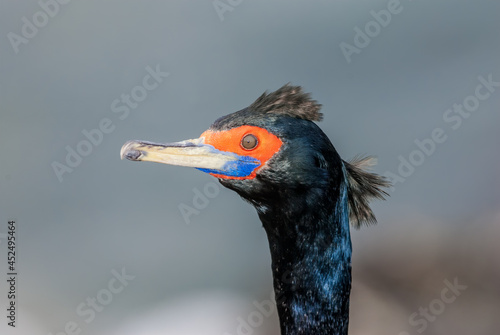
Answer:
241, 134, 258, 150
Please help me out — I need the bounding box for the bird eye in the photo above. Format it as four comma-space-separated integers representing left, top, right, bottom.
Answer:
241, 134, 258, 150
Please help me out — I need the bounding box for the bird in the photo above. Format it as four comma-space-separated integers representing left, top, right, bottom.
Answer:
120, 84, 389, 335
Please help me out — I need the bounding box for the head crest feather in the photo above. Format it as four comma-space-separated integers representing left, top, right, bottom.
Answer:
249, 84, 323, 121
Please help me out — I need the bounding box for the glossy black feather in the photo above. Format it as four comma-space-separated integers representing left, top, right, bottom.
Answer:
211, 84, 389, 334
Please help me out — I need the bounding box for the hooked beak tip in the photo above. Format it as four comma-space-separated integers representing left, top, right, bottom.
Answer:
120, 141, 143, 161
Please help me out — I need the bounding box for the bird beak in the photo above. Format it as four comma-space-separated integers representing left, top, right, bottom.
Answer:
120, 138, 260, 178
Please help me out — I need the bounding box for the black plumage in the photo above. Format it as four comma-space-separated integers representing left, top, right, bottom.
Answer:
121, 84, 390, 335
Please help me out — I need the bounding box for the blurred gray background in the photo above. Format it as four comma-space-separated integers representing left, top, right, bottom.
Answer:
1, 1, 499, 334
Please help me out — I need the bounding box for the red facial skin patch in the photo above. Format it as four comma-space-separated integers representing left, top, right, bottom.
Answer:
200, 125, 283, 180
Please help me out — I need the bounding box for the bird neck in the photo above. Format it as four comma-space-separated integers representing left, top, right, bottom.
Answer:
258, 178, 352, 335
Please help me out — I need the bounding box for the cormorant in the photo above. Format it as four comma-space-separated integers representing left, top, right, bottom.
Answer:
120, 84, 389, 335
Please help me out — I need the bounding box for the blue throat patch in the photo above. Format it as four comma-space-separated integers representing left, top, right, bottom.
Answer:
196, 154, 260, 177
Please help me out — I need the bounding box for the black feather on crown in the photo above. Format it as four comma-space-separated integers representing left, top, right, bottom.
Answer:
248, 84, 323, 122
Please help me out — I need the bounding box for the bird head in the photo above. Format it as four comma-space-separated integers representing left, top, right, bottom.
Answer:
120, 84, 389, 227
